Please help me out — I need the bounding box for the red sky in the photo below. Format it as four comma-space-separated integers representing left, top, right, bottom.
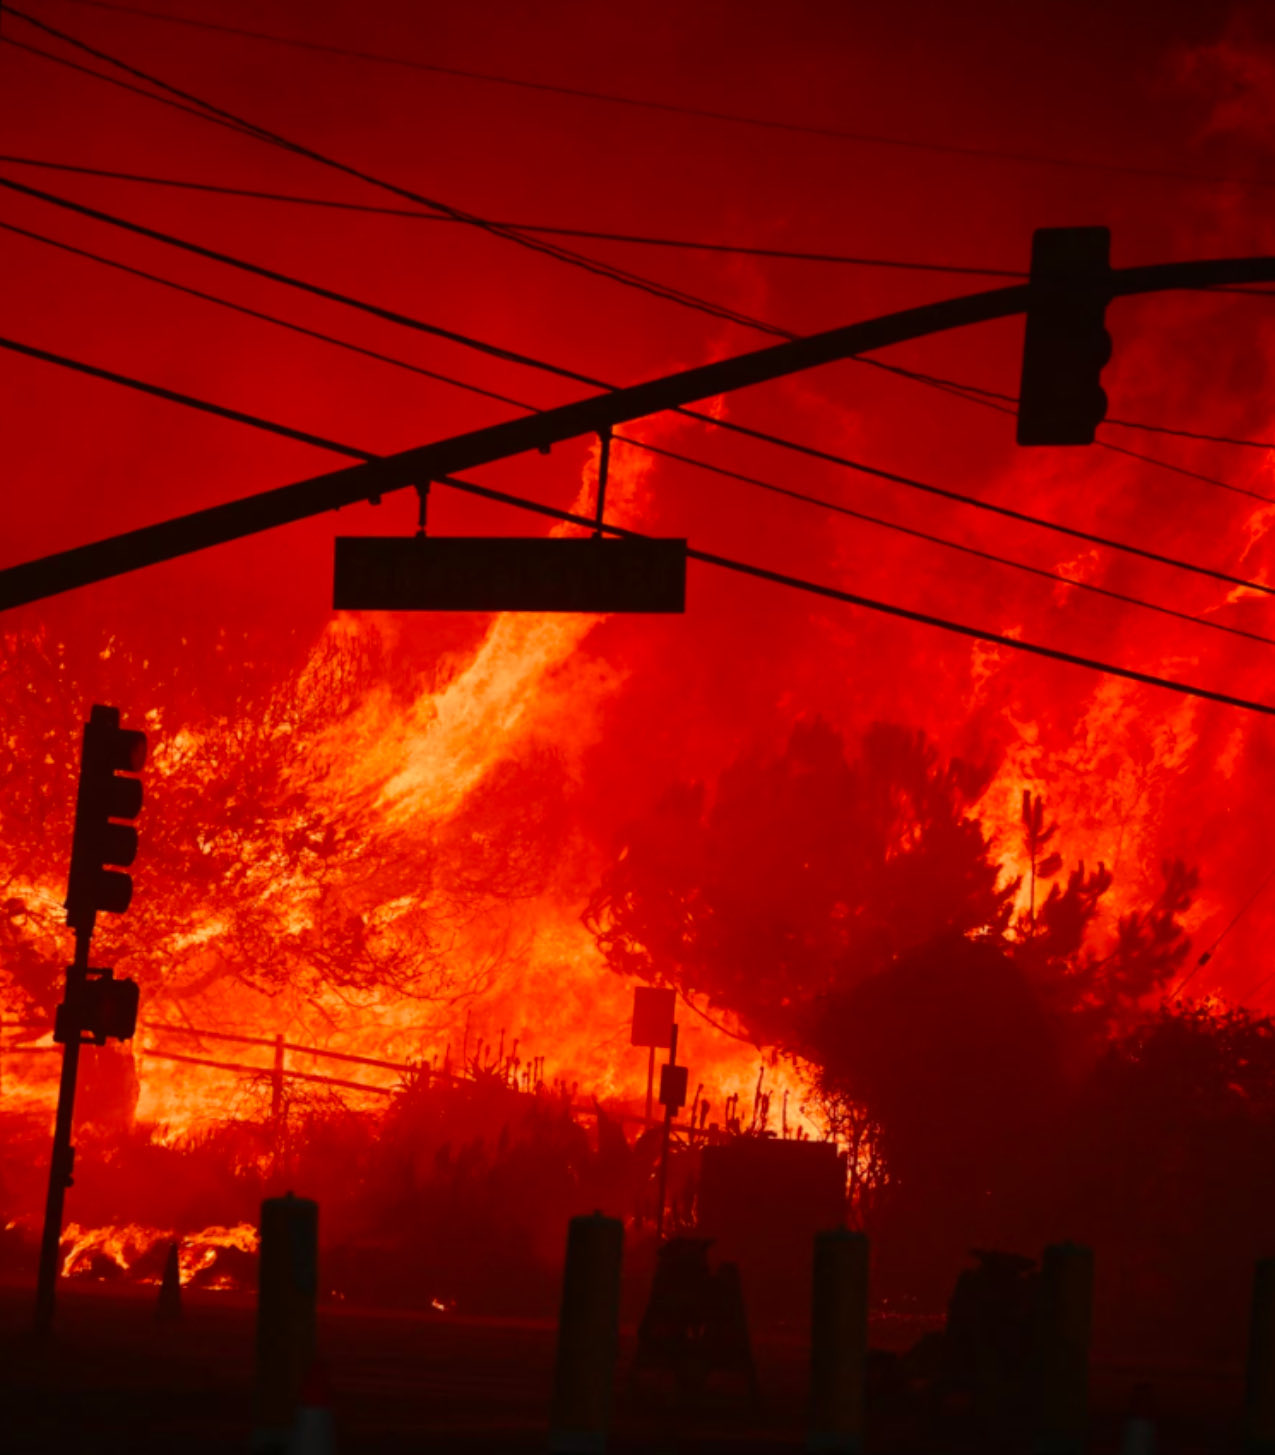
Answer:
7, 0, 1275, 1008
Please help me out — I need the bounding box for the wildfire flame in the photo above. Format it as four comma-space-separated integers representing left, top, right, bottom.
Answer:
59, 1221, 258, 1286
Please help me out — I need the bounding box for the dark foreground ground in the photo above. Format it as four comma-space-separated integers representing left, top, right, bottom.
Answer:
0, 1281, 1248, 1454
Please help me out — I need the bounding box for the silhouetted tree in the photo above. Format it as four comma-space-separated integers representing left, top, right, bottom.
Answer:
585, 718, 1012, 1050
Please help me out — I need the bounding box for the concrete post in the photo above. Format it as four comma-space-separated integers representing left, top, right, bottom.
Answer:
808, 1229, 869, 1454
1034, 1241, 1094, 1455
254, 1192, 318, 1451
548, 1211, 624, 1454
1245, 1258, 1275, 1455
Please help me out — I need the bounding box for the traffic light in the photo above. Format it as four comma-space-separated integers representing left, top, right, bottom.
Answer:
1016, 226, 1113, 446
54, 966, 140, 1045
65, 704, 147, 932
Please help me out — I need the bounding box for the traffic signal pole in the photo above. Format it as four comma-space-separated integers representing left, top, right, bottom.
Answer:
34, 704, 147, 1335
33, 926, 91, 1336
8, 245, 1275, 616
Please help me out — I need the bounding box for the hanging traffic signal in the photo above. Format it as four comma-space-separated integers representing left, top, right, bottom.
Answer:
1016, 226, 1113, 446
54, 966, 140, 1045
64, 704, 147, 932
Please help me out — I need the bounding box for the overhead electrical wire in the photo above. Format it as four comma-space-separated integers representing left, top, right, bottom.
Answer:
1173, 865, 1275, 998
0, 33, 267, 142
4, 325, 1275, 720
5, 173, 1273, 604
29, 0, 1275, 195
9, 12, 1274, 601
2, 8, 803, 340
0, 172, 1265, 513
863, 359, 1275, 502
625, 438, 1275, 651
0, 218, 535, 412
8, 212, 1273, 657
0, 154, 1029, 278
11, 11, 1275, 469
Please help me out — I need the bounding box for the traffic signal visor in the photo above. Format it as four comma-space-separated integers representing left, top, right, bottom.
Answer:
65, 705, 148, 931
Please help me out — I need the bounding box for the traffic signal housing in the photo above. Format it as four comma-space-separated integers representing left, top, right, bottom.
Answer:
1017, 226, 1113, 446
54, 967, 140, 1046
65, 704, 147, 932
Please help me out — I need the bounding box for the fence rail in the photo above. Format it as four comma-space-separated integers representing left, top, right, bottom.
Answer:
1, 1016, 703, 1134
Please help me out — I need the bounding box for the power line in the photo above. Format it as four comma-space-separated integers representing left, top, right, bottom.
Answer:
0, 33, 266, 142
863, 358, 1275, 503
685, 413, 1275, 600
0, 175, 604, 392
17, 10, 1275, 470
0, 333, 367, 458
624, 438, 1275, 651
4, 7, 800, 340
1176, 865, 1275, 996
4, 182, 1264, 523
4, 324, 1273, 719
32, 0, 1275, 195
9, 212, 1272, 656
1105, 416, 1275, 452
7, 173, 1272, 604
0, 153, 1028, 278
892, 367, 1275, 451
0, 218, 536, 413
3, 31, 998, 366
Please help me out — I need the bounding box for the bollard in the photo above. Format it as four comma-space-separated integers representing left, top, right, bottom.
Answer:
1118, 1382, 1156, 1455
808, 1229, 869, 1455
156, 1240, 182, 1322
254, 1192, 319, 1453
1034, 1241, 1094, 1455
1245, 1259, 1275, 1455
548, 1211, 624, 1455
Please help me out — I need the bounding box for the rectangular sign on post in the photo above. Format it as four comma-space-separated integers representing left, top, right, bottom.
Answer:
659, 1063, 689, 1112
631, 986, 677, 1048
333, 536, 687, 613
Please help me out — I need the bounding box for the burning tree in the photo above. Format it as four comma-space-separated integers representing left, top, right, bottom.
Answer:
0, 622, 571, 1028
585, 715, 1205, 1284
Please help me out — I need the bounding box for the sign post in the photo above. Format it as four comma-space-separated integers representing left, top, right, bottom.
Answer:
630, 986, 676, 1125
655, 1023, 688, 1241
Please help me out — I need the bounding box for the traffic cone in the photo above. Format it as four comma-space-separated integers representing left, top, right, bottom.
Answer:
156, 1241, 181, 1322
287, 1358, 335, 1455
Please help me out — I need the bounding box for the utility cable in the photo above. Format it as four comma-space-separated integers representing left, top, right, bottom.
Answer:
0, 217, 534, 412
3, 326, 1274, 719
4, 164, 1265, 514
15, 16, 1275, 464
31, 0, 1275, 195
0, 174, 605, 393
0, 153, 1030, 278
0, 33, 266, 143
879, 363, 1275, 453
624, 438, 1275, 650
863, 358, 1275, 504
3, 7, 806, 340
4, 30, 796, 344
6, 173, 1273, 602
1174, 864, 1275, 997
8, 213, 1273, 655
